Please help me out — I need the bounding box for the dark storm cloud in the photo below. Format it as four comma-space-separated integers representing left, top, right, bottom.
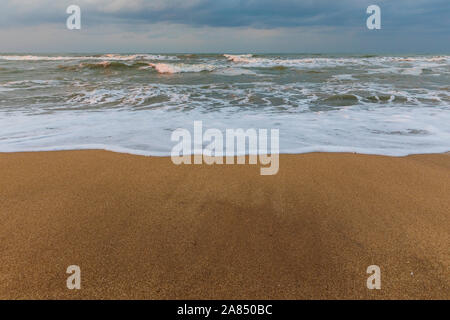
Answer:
107, 0, 354, 27
1, 0, 448, 29
0, 0, 448, 53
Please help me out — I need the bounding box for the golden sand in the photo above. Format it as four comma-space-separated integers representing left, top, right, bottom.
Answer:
0, 151, 449, 299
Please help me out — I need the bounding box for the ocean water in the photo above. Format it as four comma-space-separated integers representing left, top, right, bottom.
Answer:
0, 53, 449, 156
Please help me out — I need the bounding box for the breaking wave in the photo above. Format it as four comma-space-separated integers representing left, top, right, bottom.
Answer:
0, 54, 179, 61
149, 63, 216, 74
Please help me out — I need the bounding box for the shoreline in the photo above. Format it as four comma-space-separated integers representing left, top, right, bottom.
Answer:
1, 146, 449, 158
0, 150, 449, 299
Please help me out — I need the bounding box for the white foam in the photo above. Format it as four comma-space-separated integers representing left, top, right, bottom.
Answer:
0, 54, 178, 61
222, 54, 450, 72
1, 104, 449, 157
402, 67, 423, 76
331, 74, 356, 81
224, 54, 254, 63
149, 63, 216, 74
212, 67, 258, 76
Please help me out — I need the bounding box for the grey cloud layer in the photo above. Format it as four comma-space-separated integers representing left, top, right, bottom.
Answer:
0, 0, 448, 53
1, 0, 448, 29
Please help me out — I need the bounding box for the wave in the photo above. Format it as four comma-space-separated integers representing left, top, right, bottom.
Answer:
149, 63, 216, 74
81, 61, 128, 69
224, 54, 254, 63
223, 54, 450, 70
0, 54, 178, 61
323, 94, 360, 106
63, 59, 291, 73
57, 61, 160, 71
79, 61, 145, 70
0, 79, 62, 91
0, 55, 80, 61
212, 67, 258, 76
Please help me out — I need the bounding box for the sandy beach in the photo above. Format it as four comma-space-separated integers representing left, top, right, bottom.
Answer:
0, 151, 448, 299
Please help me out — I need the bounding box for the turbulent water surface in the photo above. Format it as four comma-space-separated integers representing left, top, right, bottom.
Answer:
0, 53, 449, 155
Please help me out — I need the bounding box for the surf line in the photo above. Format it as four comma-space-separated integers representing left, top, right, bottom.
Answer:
171, 121, 279, 175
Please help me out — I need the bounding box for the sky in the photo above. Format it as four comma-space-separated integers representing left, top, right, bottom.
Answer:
0, 0, 448, 53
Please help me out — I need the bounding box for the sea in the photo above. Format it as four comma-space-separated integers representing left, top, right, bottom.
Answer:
0, 53, 449, 156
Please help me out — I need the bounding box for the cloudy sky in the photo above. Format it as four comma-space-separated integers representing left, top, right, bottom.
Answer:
0, 0, 448, 53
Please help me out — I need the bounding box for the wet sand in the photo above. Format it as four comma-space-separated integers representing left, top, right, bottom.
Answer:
0, 151, 449, 299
